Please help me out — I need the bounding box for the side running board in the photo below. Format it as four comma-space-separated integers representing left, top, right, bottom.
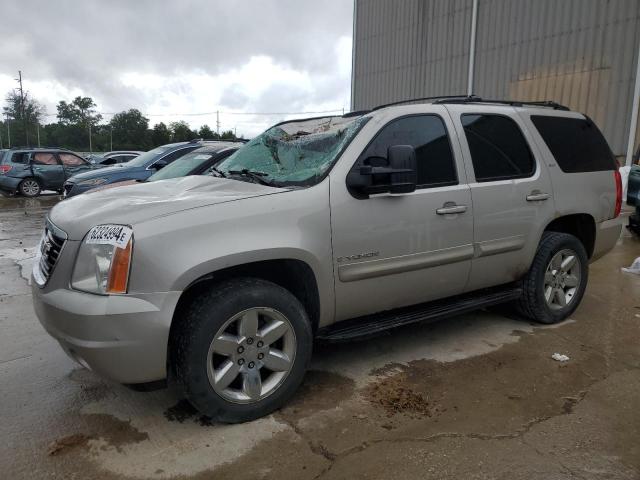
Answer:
316, 286, 522, 342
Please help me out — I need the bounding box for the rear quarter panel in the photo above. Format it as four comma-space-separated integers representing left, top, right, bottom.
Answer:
518, 109, 617, 224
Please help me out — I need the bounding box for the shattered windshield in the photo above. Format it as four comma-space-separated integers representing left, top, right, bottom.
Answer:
216, 115, 369, 186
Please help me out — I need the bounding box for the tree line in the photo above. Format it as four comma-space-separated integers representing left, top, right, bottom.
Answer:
0, 92, 241, 152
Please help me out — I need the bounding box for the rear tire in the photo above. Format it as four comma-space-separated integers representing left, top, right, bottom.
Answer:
171, 278, 313, 423
18, 178, 41, 197
517, 232, 588, 324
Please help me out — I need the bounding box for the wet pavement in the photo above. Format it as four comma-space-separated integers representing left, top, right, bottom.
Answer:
1, 194, 639, 479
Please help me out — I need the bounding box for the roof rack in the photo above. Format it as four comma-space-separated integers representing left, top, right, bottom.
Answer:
371, 95, 470, 111
433, 95, 570, 110
8, 146, 69, 150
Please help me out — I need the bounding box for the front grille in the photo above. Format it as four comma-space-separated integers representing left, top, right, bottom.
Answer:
38, 223, 66, 283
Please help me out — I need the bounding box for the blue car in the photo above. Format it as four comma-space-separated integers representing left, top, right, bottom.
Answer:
0, 147, 98, 197
64, 139, 242, 197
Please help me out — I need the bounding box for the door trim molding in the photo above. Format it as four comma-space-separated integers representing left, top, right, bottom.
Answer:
474, 235, 526, 258
338, 244, 475, 282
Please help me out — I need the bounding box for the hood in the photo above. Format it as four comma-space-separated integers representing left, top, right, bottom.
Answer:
50, 175, 290, 239
70, 163, 139, 181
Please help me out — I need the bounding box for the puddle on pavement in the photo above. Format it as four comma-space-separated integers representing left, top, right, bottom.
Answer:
0, 193, 62, 211
163, 399, 216, 427
46, 413, 148, 457
277, 370, 356, 422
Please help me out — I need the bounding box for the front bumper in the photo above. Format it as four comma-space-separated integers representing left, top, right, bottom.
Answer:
0, 175, 22, 193
32, 277, 181, 384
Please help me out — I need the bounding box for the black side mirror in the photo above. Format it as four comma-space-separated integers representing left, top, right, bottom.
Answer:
386, 145, 417, 194
346, 145, 417, 196
152, 159, 168, 170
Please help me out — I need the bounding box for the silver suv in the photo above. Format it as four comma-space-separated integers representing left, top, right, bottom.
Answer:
32, 97, 623, 423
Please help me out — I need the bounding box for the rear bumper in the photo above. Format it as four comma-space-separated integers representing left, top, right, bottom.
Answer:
0, 175, 22, 192
32, 282, 181, 384
591, 217, 623, 262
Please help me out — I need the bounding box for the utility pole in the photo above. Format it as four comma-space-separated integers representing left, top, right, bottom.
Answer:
110, 125, 113, 151
16, 70, 29, 146
89, 124, 92, 152
36, 122, 40, 147
216, 110, 220, 136
6, 113, 10, 148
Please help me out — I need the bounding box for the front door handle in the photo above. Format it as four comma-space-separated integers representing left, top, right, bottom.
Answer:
436, 203, 467, 215
526, 191, 551, 202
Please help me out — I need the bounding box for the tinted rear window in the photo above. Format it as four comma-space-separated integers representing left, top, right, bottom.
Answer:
461, 114, 535, 182
531, 116, 616, 173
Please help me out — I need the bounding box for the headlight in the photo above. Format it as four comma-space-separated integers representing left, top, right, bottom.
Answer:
72, 225, 133, 294
77, 177, 108, 186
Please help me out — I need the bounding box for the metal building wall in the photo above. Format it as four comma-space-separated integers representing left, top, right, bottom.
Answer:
352, 0, 473, 109
352, 0, 640, 156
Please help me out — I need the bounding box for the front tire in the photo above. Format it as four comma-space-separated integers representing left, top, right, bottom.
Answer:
18, 178, 41, 197
517, 232, 588, 324
172, 278, 313, 423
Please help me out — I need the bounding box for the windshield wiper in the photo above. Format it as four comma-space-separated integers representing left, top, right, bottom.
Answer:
210, 166, 227, 178
228, 169, 274, 186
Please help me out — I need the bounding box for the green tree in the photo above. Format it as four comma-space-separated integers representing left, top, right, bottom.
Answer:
2, 91, 45, 147
56, 96, 102, 126
170, 121, 197, 142
198, 124, 217, 139
55, 96, 102, 150
110, 109, 149, 150
151, 122, 171, 146
219, 129, 237, 141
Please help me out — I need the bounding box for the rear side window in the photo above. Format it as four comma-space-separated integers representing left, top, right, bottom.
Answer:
461, 114, 535, 182
156, 147, 198, 166
359, 115, 457, 188
9, 152, 29, 164
530, 116, 616, 173
59, 153, 86, 166
32, 153, 58, 165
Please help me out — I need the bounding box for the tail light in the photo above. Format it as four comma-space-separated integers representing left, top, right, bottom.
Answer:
0, 165, 11, 175
614, 169, 622, 218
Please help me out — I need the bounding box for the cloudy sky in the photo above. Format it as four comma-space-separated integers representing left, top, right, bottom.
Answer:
0, 0, 354, 137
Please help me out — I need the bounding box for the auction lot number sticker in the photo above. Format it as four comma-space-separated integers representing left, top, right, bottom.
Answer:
86, 225, 133, 249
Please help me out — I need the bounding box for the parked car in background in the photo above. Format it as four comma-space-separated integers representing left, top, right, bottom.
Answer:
0, 147, 99, 197
628, 164, 640, 233
87, 144, 242, 194
63, 139, 243, 197
88, 151, 143, 166
33, 97, 622, 423
146, 144, 239, 181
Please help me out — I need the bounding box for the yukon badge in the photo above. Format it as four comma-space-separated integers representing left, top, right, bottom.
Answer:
337, 251, 380, 263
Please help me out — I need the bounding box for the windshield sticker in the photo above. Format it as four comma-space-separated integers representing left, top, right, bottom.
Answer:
86, 225, 132, 249
193, 154, 211, 160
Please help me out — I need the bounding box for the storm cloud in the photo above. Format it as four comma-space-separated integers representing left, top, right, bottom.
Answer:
0, 0, 354, 136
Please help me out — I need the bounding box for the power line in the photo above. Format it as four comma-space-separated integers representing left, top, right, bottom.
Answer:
41, 108, 345, 118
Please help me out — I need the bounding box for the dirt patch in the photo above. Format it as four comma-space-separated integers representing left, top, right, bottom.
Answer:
164, 399, 217, 427
46, 414, 148, 457
366, 370, 439, 418
277, 370, 356, 422
47, 434, 89, 456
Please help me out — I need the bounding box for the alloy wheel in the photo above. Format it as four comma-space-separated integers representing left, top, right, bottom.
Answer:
206, 307, 296, 404
21, 180, 40, 196
543, 248, 581, 310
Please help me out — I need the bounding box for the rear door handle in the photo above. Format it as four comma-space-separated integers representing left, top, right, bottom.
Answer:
526, 192, 550, 202
436, 203, 467, 215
